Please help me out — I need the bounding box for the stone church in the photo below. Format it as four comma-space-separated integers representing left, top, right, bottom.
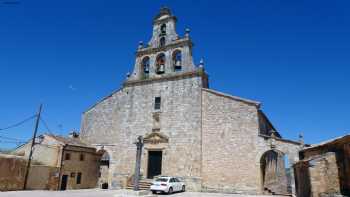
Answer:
80, 8, 303, 195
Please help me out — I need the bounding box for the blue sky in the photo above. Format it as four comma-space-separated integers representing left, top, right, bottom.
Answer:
1, 0, 349, 149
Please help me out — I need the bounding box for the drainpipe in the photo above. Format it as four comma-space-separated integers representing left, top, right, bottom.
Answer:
57, 145, 66, 190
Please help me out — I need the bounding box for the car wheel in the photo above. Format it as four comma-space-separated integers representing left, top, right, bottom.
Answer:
152, 191, 156, 194
168, 187, 173, 194
182, 185, 185, 192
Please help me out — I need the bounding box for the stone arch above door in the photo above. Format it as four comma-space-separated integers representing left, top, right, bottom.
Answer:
143, 131, 169, 150
144, 131, 169, 144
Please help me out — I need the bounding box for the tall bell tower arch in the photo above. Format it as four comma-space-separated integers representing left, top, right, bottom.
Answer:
125, 7, 208, 88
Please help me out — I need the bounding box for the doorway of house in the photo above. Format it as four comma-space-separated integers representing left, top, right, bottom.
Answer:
147, 151, 162, 179
60, 175, 68, 190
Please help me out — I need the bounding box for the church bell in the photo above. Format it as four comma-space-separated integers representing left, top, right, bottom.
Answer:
159, 64, 165, 73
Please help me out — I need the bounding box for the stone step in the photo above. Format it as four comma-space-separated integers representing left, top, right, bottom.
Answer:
126, 180, 153, 190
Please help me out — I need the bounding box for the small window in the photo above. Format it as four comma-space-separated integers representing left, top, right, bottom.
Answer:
155, 97, 161, 110
70, 172, 76, 178
80, 154, 84, 161
76, 172, 82, 184
160, 37, 166, 47
65, 153, 71, 160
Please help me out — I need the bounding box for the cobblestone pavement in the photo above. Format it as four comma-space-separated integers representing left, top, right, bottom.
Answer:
0, 189, 284, 197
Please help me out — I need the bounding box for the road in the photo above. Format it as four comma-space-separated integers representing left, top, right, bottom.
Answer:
0, 189, 284, 197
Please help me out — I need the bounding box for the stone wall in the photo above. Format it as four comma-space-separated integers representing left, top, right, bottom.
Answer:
0, 154, 26, 191
294, 152, 342, 197
201, 89, 301, 194
201, 89, 261, 194
309, 152, 341, 196
27, 165, 59, 190
297, 136, 350, 196
81, 75, 204, 191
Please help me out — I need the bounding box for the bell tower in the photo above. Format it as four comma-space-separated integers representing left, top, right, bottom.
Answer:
125, 7, 208, 87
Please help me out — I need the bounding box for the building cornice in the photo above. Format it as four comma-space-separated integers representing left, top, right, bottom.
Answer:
123, 69, 206, 87
153, 16, 177, 25
136, 38, 193, 57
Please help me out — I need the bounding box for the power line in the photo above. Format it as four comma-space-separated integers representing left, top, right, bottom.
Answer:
0, 135, 25, 142
39, 116, 52, 134
0, 140, 26, 144
0, 115, 36, 132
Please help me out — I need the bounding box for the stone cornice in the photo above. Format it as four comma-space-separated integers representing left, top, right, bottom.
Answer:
123, 69, 206, 87
136, 38, 193, 57
153, 16, 177, 25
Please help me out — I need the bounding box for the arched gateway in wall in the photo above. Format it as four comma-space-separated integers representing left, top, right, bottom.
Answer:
260, 150, 290, 195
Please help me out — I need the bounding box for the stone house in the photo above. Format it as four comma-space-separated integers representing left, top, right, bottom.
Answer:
12, 133, 100, 190
80, 8, 304, 195
294, 135, 350, 197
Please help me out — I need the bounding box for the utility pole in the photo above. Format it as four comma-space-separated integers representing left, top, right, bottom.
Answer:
23, 104, 42, 190
133, 136, 143, 191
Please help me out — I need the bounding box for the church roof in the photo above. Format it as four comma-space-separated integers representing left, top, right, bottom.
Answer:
202, 88, 261, 107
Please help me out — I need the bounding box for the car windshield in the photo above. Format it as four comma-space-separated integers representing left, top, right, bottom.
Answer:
155, 178, 169, 182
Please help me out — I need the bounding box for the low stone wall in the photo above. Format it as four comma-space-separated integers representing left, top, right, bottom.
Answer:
27, 165, 59, 190
0, 154, 27, 191
309, 152, 341, 196
294, 152, 342, 197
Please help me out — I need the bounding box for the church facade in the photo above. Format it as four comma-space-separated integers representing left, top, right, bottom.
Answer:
80, 8, 303, 195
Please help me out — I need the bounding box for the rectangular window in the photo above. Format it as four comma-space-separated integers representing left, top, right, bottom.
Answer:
65, 153, 71, 160
70, 172, 76, 178
80, 154, 84, 161
154, 97, 161, 110
76, 172, 82, 184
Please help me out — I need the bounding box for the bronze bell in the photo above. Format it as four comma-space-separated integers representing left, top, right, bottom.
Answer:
175, 60, 181, 67
144, 66, 149, 73
159, 64, 165, 73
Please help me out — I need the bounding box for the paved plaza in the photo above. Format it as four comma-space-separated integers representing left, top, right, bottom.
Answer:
0, 189, 285, 197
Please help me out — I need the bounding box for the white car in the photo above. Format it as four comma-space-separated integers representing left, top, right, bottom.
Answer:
150, 176, 185, 194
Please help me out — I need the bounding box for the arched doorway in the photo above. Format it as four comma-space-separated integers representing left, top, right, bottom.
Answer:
260, 150, 291, 195
98, 150, 110, 189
